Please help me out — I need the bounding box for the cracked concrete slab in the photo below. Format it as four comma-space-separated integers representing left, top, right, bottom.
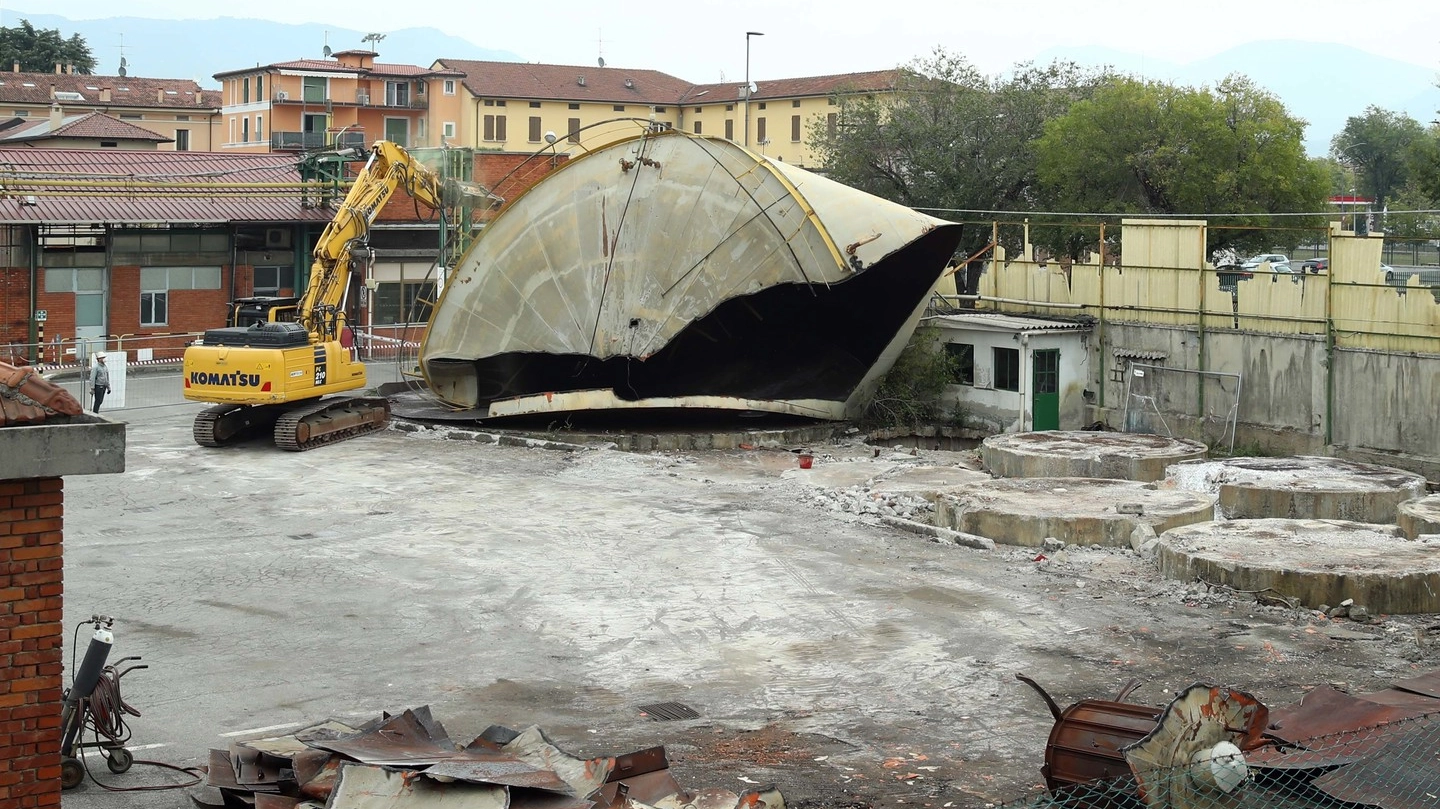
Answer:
57, 406, 1440, 809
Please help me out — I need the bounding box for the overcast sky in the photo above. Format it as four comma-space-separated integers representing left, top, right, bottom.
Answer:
33, 0, 1440, 82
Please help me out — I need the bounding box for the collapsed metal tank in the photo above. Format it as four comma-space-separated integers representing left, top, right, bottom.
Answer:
421, 130, 962, 420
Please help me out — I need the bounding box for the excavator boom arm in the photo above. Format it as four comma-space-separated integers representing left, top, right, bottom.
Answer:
297, 141, 445, 340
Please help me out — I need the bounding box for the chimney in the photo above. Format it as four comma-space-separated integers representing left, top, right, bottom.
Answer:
67, 63, 74, 75
54, 62, 61, 74
100, 87, 111, 102
157, 89, 165, 103
49, 83, 56, 99
50, 103, 62, 130
11, 61, 18, 73
195, 91, 204, 106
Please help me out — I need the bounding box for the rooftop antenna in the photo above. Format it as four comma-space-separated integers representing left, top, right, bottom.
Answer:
324, 45, 333, 58
117, 34, 128, 77
597, 28, 604, 68
361, 32, 386, 50
323, 30, 331, 58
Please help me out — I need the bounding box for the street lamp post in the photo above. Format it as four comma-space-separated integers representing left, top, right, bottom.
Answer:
745, 31, 764, 148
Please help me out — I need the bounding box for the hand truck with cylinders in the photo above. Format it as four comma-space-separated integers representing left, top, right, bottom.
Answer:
59, 614, 147, 789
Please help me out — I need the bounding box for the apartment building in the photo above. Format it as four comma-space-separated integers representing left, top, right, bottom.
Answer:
683, 70, 902, 167
213, 50, 463, 153
433, 61, 902, 168
0, 64, 220, 150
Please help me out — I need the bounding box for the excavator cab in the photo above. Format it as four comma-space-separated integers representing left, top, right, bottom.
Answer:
229, 297, 301, 328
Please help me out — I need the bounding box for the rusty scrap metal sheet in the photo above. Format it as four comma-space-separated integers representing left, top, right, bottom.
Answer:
1311, 717, 1440, 809
593, 770, 689, 809
1390, 670, 1440, 699
591, 746, 684, 808
242, 721, 358, 758
329, 762, 508, 809
231, 743, 292, 790
297, 755, 344, 802
305, 708, 453, 766
503, 725, 613, 798
1263, 685, 1427, 745
422, 751, 571, 792
254, 795, 299, 809
606, 746, 670, 783
206, 748, 242, 791
507, 789, 596, 809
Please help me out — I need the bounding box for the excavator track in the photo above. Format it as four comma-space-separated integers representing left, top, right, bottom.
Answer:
273, 396, 391, 452
193, 404, 284, 447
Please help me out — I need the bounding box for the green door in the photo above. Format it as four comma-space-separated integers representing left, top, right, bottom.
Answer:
1032, 349, 1060, 431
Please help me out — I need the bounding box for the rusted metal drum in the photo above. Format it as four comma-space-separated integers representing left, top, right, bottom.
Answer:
1042, 699, 1160, 790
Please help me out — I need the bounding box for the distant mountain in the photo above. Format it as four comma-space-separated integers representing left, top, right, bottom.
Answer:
1034, 41, 1440, 156
2, 10, 520, 84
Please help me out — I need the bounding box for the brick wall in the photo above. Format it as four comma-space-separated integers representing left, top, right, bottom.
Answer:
0, 477, 64, 809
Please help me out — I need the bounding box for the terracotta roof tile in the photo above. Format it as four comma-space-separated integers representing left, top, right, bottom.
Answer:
0, 111, 170, 143
0, 71, 218, 108
1, 360, 82, 425
687, 69, 905, 102
437, 59, 694, 105
216, 59, 462, 80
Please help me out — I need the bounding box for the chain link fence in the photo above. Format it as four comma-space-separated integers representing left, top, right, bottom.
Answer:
4, 326, 427, 413
996, 710, 1439, 809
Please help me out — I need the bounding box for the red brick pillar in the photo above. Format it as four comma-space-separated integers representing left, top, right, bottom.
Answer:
0, 477, 65, 809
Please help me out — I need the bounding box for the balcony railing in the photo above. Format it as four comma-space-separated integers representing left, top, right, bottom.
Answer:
270, 131, 366, 151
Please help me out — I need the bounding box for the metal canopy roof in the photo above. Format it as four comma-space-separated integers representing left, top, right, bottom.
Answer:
925, 313, 1091, 333
0, 147, 335, 225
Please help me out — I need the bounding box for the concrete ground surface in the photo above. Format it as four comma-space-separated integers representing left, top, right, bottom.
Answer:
57, 403, 1440, 808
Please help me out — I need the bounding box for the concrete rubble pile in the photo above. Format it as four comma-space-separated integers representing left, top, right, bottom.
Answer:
195, 706, 784, 809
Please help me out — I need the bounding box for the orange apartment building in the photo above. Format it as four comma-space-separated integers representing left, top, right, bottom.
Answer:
213, 50, 463, 153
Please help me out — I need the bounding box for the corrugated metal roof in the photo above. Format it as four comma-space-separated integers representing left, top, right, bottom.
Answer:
0, 147, 334, 224
925, 313, 1091, 333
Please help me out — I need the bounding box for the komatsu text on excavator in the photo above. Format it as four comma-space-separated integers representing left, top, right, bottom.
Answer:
182, 141, 444, 450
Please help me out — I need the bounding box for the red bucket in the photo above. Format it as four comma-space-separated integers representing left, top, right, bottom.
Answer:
797, 453, 814, 469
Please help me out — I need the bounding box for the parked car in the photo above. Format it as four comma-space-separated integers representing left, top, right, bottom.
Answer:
1301, 258, 1328, 274
1242, 253, 1291, 271
1381, 263, 1397, 282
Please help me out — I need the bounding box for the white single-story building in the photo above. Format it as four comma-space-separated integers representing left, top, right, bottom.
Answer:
924, 313, 1093, 432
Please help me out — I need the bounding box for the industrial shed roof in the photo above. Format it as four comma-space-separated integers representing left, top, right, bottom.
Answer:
0, 147, 336, 225
925, 313, 1092, 333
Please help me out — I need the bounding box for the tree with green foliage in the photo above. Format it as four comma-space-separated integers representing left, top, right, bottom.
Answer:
861, 326, 956, 429
0, 19, 96, 75
1331, 106, 1425, 210
1405, 126, 1440, 207
1033, 75, 1328, 255
809, 48, 1113, 260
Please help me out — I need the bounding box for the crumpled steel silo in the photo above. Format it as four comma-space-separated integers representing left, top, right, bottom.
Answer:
421, 130, 961, 420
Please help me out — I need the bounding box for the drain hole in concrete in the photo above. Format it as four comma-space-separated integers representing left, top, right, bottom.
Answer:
637, 701, 701, 721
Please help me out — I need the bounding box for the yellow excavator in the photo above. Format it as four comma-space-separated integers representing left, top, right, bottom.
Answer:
183, 141, 444, 450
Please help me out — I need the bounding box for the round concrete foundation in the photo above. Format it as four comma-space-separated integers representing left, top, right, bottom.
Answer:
868, 465, 992, 497
934, 477, 1215, 548
981, 432, 1206, 481
1166, 456, 1426, 523
1398, 495, 1440, 539
1156, 519, 1440, 614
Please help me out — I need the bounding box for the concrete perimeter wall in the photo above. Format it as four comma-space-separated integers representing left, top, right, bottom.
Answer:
969, 218, 1440, 480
